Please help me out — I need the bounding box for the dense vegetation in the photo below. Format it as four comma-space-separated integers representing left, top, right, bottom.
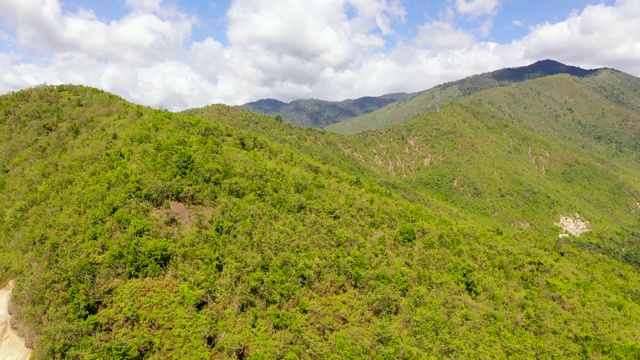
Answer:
2, 64, 640, 359
239, 93, 410, 128
327, 60, 605, 134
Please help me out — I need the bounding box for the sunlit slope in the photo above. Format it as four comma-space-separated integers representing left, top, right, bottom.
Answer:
472, 71, 640, 156
333, 104, 637, 229
3, 85, 640, 359
0, 86, 444, 358
194, 72, 640, 250
582, 68, 640, 115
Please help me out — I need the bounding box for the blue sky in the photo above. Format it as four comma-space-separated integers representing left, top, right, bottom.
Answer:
45, 0, 614, 46
0, 0, 637, 109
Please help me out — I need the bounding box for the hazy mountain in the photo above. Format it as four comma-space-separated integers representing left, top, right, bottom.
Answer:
238, 93, 412, 128
238, 98, 287, 114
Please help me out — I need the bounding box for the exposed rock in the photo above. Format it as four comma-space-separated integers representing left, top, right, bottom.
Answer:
555, 213, 591, 238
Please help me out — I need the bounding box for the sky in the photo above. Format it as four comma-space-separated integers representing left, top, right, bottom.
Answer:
0, 0, 638, 110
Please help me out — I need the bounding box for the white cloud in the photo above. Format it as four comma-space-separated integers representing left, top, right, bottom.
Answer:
346, 0, 406, 35
416, 21, 475, 50
0, 0, 639, 111
225, 0, 398, 71
0, 53, 29, 89
519, 0, 640, 73
455, 0, 500, 18
0, 0, 194, 65
126, 0, 163, 12
477, 17, 493, 37
187, 37, 227, 82
213, 0, 406, 102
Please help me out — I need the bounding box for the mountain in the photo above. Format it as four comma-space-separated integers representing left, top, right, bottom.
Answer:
193, 67, 640, 355
3, 62, 640, 359
238, 93, 411, 128
326, 60, 604, 134
238, 98, 287, 114
192, 69, 640, 244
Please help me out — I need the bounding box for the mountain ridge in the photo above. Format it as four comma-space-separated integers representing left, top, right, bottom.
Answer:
327, 59, 609, 134
238, 93, 412, 127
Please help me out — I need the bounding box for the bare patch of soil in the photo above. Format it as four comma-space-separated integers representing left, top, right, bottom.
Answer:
0, 280, 31, 360
152, 201, 198, 226
151, 201, 213, 235
555, 213, 591, 238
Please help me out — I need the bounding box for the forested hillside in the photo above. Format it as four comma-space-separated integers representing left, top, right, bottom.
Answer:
3, 74, 640, 359
192, 71, 640, 274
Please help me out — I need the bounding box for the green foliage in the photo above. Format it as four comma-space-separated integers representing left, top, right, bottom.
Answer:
3, 80, 640, 359
396, 224, 416, 243
173, 150, 195, 178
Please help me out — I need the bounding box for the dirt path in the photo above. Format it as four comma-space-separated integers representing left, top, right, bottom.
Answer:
0, 280, 31, 360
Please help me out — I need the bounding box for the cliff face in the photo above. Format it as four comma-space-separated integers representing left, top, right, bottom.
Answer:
0, 281, 31, 360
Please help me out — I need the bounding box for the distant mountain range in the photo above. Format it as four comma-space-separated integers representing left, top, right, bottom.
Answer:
238, 93, 412, 128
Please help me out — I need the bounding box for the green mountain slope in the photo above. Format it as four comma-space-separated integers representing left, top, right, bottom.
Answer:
2, 78, 640, 360
195, 70, 640, 284
300, 72, 640, 262
326, 60, 603, 134
238, 93, 411, 128
193, 71, 640, 353
195, 72, 640, 232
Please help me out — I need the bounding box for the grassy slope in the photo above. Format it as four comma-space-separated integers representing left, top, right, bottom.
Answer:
1, 84, 640, 359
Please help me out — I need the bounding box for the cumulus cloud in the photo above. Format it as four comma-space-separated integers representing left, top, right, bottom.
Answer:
455, 0, 500, 18
415, 21, 475, 50
0, 0, 193, 64
126, 0, 163, 12
0, 53, 29, 89
226, 0, 401, 77
0, 0, 639, 110
520, 0, 640, 73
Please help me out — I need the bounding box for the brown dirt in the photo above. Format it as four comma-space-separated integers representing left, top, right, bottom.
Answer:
0, 280, 31, 360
